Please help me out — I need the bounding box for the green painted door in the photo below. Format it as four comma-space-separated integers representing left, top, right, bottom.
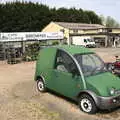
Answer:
52, 49, 83, 99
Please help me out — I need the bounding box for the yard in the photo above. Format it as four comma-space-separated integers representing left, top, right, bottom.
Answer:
0, 48, 120, 120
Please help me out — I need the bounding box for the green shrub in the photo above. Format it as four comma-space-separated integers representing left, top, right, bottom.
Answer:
52, 41, 59, 45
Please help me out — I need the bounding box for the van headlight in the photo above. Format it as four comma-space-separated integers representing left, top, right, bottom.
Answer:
110, 88, 115, 95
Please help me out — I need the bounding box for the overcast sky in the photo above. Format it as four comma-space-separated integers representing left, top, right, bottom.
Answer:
1, 0, 120, 22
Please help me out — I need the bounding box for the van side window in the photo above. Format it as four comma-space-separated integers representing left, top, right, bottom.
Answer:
84, 39, 87, 43
55, 50, 79, 74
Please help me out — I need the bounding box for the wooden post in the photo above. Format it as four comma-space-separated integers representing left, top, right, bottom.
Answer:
105, 36, 108, 47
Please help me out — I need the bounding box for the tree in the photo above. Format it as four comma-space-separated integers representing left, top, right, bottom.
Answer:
85, 11, 102, 24
100, 15, 120, 28
106, 16, 120, 28
99, 15, 106, 26
0, 1, 102, 32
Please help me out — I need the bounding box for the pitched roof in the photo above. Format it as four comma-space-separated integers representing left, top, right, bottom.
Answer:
54, 22, 105, 30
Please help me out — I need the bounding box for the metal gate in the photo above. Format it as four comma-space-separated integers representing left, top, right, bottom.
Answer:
0, 42, 22, 64
0, 43, 7, 64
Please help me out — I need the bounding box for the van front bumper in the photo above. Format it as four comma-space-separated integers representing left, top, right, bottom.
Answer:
97, 95, 120, 110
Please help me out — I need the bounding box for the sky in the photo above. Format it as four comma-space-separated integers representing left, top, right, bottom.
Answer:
1, 0, 120, 22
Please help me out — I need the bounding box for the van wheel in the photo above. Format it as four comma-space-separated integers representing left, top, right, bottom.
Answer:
78, 94, 97, 114
37, 79, 46, 92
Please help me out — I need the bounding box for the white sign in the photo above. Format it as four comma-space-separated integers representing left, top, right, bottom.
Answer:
0, 32, 63, 42
25, 32, 63, 40
0, 32, 25, 42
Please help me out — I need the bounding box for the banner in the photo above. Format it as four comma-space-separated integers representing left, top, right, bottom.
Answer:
0, 32, 63, 42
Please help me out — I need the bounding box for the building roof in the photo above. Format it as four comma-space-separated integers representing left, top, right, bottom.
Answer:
54, 22, 105, 30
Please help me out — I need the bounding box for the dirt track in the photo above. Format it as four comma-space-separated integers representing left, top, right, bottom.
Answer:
0, 48, 120, 120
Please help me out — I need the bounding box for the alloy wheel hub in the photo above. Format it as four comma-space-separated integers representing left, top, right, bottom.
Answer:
81, 98, 92, 112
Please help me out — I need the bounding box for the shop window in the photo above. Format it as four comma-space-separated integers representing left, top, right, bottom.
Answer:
108, 29, 112, 32
73, 30, 78, 33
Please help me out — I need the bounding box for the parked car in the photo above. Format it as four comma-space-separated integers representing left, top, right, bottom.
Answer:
106, 56, 120, 77
35, 45, 120, 114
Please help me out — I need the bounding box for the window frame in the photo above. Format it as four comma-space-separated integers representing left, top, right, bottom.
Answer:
74, 53, 105, 76
73, 29, 78, 33
54, 49, 80, 75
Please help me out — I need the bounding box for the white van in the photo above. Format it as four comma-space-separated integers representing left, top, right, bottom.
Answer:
72, 36, 96, 48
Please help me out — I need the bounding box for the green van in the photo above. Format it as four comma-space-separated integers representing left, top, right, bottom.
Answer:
35, 45, 120, 114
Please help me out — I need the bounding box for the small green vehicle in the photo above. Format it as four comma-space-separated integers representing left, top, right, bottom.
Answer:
35, 45, 120, 114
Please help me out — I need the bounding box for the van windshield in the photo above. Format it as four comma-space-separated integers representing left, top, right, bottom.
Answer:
74, 53, 106, 76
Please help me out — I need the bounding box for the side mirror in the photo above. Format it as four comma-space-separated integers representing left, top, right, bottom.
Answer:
84, 39, 87, 43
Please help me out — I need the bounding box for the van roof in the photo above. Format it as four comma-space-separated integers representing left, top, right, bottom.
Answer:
55, 45, 94, 55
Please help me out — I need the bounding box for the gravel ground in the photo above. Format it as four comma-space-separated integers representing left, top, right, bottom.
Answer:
0, 48, 120, 120
92, 48, 120, 62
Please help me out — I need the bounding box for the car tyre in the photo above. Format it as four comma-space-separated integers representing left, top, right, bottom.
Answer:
78, 94, 97, 114
37, 79, 46, 92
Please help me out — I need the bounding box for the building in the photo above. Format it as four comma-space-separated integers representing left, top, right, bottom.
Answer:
42, 21, 120, 47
